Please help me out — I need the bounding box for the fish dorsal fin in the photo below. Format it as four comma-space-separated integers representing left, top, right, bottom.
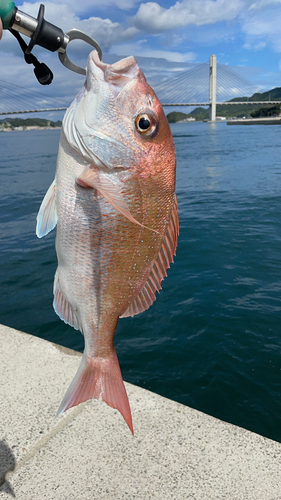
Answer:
36, 180, 58, 238
77, 166, 160, 234
53, 271, 82, 333
121, 194, 179, 318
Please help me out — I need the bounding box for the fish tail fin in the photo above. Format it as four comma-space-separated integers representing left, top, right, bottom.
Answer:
56, 350, 133, 434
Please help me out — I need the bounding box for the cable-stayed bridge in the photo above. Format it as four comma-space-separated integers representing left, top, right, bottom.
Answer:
154, 56, 257, 106
153, 55, 280, 121
0, 79, 70, 116
0, 56, 280, 121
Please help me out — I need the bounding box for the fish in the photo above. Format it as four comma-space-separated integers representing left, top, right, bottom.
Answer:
36, 50, 178, 434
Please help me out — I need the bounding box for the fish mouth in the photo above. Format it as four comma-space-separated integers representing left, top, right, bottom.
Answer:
88, 51, 140, 88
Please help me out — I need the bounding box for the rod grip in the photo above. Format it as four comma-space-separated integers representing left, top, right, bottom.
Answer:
0, 0, 16, 29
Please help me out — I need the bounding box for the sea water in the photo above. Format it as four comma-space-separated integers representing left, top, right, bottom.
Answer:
1, 122, 281, 442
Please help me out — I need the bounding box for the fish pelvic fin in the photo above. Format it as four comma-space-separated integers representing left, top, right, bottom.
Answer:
56, 350, 134, 434
121, 193, 179, 318
36, 180, 57, 238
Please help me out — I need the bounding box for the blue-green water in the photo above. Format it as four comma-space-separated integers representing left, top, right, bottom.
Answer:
1, 122, 281, 442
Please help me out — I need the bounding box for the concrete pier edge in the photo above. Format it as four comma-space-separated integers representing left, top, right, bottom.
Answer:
0, 323, 281, 499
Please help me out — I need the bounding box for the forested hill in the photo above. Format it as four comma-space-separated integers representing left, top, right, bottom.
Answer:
0, 118, 62, 128
233, 87, 281, 102
166, 87, 281, 122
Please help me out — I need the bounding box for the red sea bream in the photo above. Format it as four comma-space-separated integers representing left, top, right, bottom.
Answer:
36, 50, 178, 433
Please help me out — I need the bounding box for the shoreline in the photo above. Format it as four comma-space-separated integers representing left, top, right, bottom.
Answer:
227, 116, 281, 125
0, 126, 62, 132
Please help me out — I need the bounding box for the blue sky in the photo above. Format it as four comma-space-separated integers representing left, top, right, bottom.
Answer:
1, 0, 281, 118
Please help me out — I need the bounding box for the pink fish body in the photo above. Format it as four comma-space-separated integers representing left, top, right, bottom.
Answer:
36, 51, 178, 433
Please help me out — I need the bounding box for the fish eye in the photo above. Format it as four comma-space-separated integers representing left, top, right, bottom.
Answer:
135, 113, 157, 136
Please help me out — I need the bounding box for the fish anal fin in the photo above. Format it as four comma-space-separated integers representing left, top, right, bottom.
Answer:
56, 351, 133, 434
36, 180, 58, 238
121, 194, 179, 318
53, 271, 81, 332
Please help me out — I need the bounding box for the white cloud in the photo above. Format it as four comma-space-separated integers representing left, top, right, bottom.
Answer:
248, 0, 281, 9
19, 2, 79, 28
242, 12, 280, 36
18, 2, 138, 52
242, 5, 281, 52
19, 0, 136, 16
243, 41, 266, 50
111, 42, 196, 62
134, 0, 244, 33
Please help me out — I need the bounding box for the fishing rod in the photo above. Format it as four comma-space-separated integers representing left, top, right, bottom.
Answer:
0, 0, 103, 84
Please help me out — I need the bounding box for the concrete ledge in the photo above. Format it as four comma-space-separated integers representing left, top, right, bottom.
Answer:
0, 324, 281, 499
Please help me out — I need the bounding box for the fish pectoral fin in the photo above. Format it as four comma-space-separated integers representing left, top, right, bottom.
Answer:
77, 166, 159, 234
121, 194, 179, 318
36, 180, 58, 238
56, 350, 133, 434
53, 271, 82, 332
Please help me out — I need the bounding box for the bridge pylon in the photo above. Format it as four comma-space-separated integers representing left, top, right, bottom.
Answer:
209, 55, 217, 122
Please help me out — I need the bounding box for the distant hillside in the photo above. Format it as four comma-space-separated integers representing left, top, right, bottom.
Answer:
250, 104, 281, 118
166, 111, 190, 123
238, 87, 281, 102
0, 117, 62, 128
187, 107, 209, 121
167, 87, 281, 122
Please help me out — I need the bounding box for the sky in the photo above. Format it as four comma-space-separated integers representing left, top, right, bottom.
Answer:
1, 0, 281, 119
